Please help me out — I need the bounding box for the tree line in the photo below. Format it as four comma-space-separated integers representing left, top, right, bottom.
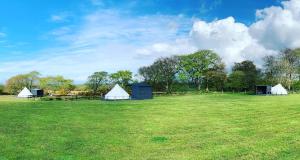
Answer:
2, 70, 134, 96
1, 48, 300, 95
138, 49, 300, 93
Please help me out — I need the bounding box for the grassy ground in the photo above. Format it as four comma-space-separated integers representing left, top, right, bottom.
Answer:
1, 94, 300, 159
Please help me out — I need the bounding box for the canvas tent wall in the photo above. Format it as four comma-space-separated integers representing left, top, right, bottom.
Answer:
17, 87, 33, 98
104, 84, 130, 100
271, 84, 288, 95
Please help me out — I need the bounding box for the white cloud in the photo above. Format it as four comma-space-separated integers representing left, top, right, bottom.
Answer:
189, 17, 276, 67
250, 0, 300, 50
136, 38, 197, 59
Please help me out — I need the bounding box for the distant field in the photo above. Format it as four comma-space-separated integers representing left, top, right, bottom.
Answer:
1, 94, 300, 159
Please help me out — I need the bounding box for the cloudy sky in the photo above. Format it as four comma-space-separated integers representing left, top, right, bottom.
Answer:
0, 0, 300, 83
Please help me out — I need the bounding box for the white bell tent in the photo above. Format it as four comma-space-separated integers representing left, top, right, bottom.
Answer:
271, 84, 288, 95
105, 84, 130, 100
17, 87, 33, 98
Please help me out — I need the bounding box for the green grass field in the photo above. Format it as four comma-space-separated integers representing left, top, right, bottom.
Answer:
1, 94, 300, 159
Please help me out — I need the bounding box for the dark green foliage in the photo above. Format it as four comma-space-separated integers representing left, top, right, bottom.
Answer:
292, 81, 300, 93
139, 56, 179, 93
0, 85, 4, 95
226, 71, 246, 92
203, 63, 227, 91
230, 60, 260, 92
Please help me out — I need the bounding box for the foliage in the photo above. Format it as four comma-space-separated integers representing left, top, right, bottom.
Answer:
4, 71, 41, 94
203, 63, 227, 91
139, 65, 160, 87
226, 71, 246, 92
110, 70, 132, 87
86, 71, 108, 95
0, 84, 4, 94
232, 60, 259, 92
154, 56, 179, 93
39, 76, 75, 95
179, 50, 222, 90
279, 48, 300, 90
262, 48, 300, 91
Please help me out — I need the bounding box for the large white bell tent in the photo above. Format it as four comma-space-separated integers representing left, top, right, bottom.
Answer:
271, 84, 288, 95
17, 87, 33, 98
105, 84, 130, 100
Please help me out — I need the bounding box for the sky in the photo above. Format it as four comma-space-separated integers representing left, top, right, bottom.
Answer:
0, 0, 300, 83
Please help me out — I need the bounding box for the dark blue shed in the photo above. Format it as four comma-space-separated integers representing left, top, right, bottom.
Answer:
31, 89, 44, 97
131, 83, 153, 100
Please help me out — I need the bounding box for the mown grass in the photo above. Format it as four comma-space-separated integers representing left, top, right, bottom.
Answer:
0, 94, 300, 159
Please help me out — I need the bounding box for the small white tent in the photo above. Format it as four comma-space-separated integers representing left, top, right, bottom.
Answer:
105, 84, 130, 100
271, 84, 288, 95
17, 87, 33, 98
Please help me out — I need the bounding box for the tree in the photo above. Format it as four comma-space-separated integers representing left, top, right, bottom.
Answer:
26, 71, 41, 89
263, 55, 280, 85
226, 71, 246, 92
110, 70, 132, 87
139, 66, 159, 84
263, 48, 300, 91
0, 84, 4, 95
4, 71, 41, 94
139, 65, 162, 91
203, 63, 227, 92
279, 48, 300, 90
5, 74, 30, 94
154, 56, 179, 93
86, 71, 108, 95
40, 76, 74, 95
179, 50, 222, 91
232, 60, 259, 92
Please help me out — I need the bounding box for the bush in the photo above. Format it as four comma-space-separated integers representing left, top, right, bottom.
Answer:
40, 97, 54, 101
0, 85, 4, 95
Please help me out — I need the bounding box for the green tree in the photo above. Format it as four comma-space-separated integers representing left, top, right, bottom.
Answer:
110, 70, 132, 87
154, 56, 179, 93
263, 55, 280, 85
179, 50, 222, 91
204, 63, 227, 92
4, 71, 41, 94
226, 71, 246, 92
232, 60, 259, 92
86, 71, 108, 95
26, 71, 41, 89
40, 76, 74, 95
5, 74, 30, 94
263, 48, 300, 90
279, 48, 300, 90
0, 84, 4, 95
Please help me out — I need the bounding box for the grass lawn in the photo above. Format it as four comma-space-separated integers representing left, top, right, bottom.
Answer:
1, 94, 300, 159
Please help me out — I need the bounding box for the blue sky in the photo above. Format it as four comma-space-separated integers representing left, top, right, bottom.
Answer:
1, 0, 298, 83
